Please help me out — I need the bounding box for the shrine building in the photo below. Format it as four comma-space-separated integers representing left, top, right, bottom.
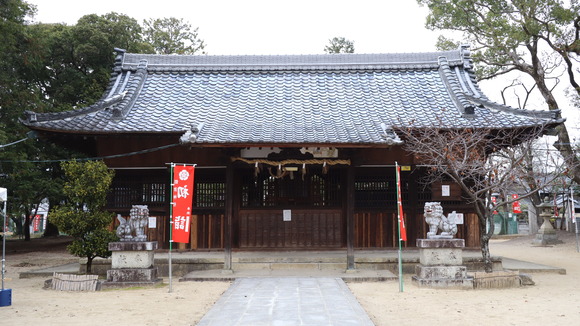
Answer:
22, 46, 561, 256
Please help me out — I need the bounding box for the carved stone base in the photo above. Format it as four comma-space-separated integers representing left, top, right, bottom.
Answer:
413, 239, 474, 289
412, 276, 474, 289
532, 229, 563, 246
108, 241, 157, 269
415, 265, 468, 279
102, 241, 162, 289
106, 267, 159, 282
101, 279, 162, 290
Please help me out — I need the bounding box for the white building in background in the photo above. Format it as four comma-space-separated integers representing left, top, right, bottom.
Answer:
30, 200, 49, 234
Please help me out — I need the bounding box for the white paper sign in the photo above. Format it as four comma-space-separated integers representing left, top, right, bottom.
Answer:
453, 212, 464, 225
283, 210, 292, 222
441, 185, 450, 197
148, 217, 157, 228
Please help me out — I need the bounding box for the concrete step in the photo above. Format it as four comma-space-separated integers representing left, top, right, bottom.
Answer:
179, 268, 399, 283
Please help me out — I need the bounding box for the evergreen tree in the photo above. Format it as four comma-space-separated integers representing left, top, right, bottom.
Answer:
50, 161, 117, 274
324, 37, 355, 53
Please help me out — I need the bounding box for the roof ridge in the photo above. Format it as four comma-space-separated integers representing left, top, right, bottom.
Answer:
119, 50, 465, 72
111, 60, 148, 120
438, 56, 475, 116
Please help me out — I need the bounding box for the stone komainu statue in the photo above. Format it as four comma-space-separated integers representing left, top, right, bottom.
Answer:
116, 205, 149, 242
423, 202, 458, 239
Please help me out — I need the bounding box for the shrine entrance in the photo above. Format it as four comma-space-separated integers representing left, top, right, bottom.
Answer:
237, 166, 345, 249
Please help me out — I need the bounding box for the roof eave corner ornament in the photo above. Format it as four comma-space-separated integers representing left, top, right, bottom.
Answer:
109, 92, 128, 120
459, 44, 473, 70
113, 48, 126, 72
380, 123, 403, 145
23, 110, 37, 123
179, 122, 205, 145
544, 109, 566, 136
463, 104, 475, 115
111, 108, 123, 120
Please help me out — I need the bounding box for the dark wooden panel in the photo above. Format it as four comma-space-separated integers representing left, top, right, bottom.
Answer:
239, 209, 342, 248
354, 211, 395, 248
144, 215, 167, 249
194, 213, 225, 249
464, 213, 480, 248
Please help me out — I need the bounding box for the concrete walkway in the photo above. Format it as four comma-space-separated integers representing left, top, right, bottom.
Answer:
196, 277, 374, 326
501, 257, 566, 275
19, 262, 79, 278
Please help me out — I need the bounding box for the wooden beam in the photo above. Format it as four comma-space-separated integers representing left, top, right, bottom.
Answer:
346, 165, 355, 270
223, 162, 234, 271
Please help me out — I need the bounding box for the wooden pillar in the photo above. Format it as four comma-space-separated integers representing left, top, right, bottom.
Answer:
223, 163, 234, 271
346, 164, 355, 270
408, 166, 418, 243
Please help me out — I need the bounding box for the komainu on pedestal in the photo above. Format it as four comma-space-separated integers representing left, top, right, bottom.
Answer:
103, 205, 162, 289
413, 202, 473, 289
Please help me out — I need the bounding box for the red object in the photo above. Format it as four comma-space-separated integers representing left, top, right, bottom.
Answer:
396, 165, 407, 241
32, 215, 42, 232
171, 165, 195, 243
491, 196, 498, 215
512, 194, 522, 214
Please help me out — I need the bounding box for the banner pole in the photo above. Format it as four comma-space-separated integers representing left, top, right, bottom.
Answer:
168, 163, 174, 293
2, 197, 6, 290
396, 162, 404, 293
572, 188, 579, 253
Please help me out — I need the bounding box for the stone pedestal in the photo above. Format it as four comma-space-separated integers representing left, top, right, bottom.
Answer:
102, 241, 162, 289
533, 197, 563, 246
412, 239, 473, 289
532, 219, 563, 246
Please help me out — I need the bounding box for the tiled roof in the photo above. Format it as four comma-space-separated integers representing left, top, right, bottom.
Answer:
22, 46, 562, 146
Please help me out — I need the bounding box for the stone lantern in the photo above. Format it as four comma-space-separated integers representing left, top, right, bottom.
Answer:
532, 197, 563, 246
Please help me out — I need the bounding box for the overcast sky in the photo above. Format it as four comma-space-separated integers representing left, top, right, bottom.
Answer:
27, 0, 439, 55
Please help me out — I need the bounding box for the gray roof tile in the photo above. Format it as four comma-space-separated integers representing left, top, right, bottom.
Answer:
22, 47, 562, 145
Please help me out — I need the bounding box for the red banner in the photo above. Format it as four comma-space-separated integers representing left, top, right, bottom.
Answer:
33, 214, 42, 231
172, 165, 195, 243
396, 165, 407, 241
512, 194, 522, 214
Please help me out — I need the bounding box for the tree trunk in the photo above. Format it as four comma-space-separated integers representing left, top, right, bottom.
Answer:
526, 60, 580, 185
86, 257, 93, 274
528, 205, 539, 234
552, 124, 580, 185
480, 215, 493, 273
10, 216, 23, 236
23, 215, 32, 241
43, 221, 60, 237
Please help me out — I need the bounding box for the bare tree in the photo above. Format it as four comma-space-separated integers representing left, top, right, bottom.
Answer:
397, 123, 571, 272
419, 0, 580, 185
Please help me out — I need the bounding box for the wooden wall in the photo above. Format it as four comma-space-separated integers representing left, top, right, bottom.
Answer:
238, 209, 342, 248
103, 145, 482, 250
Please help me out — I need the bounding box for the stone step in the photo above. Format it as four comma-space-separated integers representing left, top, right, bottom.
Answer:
233, 262, 351, 270
81, 251, 504, 277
